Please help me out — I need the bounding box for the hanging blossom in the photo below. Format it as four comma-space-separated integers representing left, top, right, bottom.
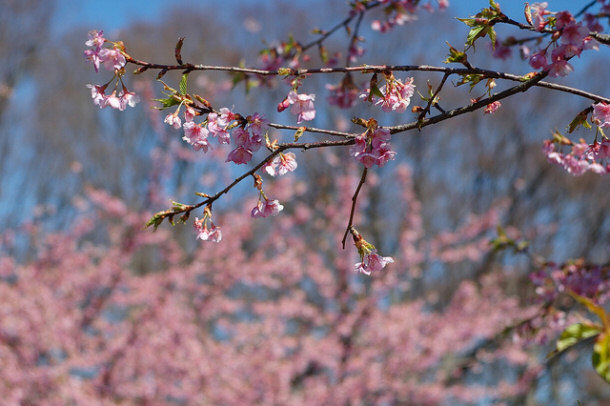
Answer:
251, 197, 284, 218
350, 125, 397, 168
226, 113, 267, 165
361, 76, 415, 113
277, 91, 316, 123
182, 122, 210, 152
86, 84, 139, 111
84, 30, 126, 73
84, 30, 138, 111
263, 152, 298, 176
542, 139, 609, 176
193, 208, 222, 243
526, 9, 599, 78
351, 227, 394, 276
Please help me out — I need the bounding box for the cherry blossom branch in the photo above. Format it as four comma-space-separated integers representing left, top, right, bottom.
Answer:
147, 138, 354, 226
125, 56, 610, 104
388, 70, 550, 134
341, 167, 368, 249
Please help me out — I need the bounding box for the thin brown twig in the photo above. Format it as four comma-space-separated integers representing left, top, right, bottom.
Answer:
341, 167, 368, 249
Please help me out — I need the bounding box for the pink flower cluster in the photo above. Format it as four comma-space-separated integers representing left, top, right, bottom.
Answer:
86, 84, 139, 111
165, 105, 269, 164
84, 30, 126, 73
277, 91, 316, 123
350, 127, 397, 168
362, 76, 415, 113
84, 30, 139, 111
531, 263, 610, 306
527, 8, 599, 77
543, 139, 609, 176
193, 217, 222, 243
226, 113, 267, 164
327, 79, 360, 109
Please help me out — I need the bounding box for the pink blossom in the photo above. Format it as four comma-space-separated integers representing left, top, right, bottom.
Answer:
105, 91, 122, 110
246, 113, 268, 138
233, 127, 262, 152
194, 218, 222, 243
99, 47, 126, 71
530, 2, 549, 31
529, 51, 548, 70
560, 23, 589, 47
86, 84, 107, 108
251, 198, 284, 218
592, 102, 610, 127
226, 146, 252, 164
164, 113, 182, 129
363, 77, 415, 113
119, 89, 139, 110
547, 60, 573, 77
264, 152, 298, 176
207, 108, 236, 144
83, 48, 102, 72
85, 30, 105, 49
285, 91, 316, 123
484, 101, 501, 114
355, 250, 394, 275
182, 122, 210, 152
555, 11, 574, 30
184, 106, 196, 122
350, 127, 396, 168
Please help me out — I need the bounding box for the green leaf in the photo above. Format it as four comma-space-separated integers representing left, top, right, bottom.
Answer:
370, 84, 384, 99
152, 96, 180, 109
593, 333, 610, 383
568, 110, 592, 133
179, 73, 188, 95
557, 323, 601, 352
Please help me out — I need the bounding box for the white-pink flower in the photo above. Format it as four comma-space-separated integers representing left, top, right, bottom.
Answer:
99, 48, 126, 71
251, 198, 284, 218
285, 91, 316, 123
484, 101, 501, 114
226, 146, 252, 164
183, 122, 210, 152
264, 152, 298, 176
355, 250, 394, 275
194, 218, 222, 243
85, 30, 105, 49
86, 84, 107, 108
592, 102, 610, 127
350, 127, 396, 168
164, 113, 182, 129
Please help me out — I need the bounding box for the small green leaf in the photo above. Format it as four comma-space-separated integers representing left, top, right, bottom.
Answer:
294, 126, 306, 142
557, 323, 601, 352
370, 84, 384, 99
179, 73, 188, 95
568, 109, 592, 133
593, 333, 610, 383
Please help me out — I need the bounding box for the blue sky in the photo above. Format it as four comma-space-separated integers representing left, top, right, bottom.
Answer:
53, 0, 582, 37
